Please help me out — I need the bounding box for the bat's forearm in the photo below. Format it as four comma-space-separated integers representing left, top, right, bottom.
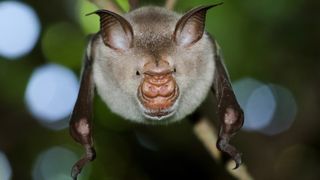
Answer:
69, 38, 96, 180
211, 40, 244, 169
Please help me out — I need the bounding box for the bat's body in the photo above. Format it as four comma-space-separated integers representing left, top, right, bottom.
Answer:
70, 3, 243, 179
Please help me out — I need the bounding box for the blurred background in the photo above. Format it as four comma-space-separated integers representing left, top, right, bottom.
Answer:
0, 0, 319, 179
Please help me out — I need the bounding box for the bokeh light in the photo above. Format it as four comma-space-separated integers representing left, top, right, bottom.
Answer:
233, 77, 264, 109
233, 78, 297, 134
261, 84, 297, 135
233, 78, 276, 131
32, 146, 90, 180
0, 1, 40, 59
41, 22, 86, 68
245, 85, 277, 130
25, 64, 79, 130
0, 151, 12, 180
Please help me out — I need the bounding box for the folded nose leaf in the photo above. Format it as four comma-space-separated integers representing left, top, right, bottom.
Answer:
141, 76, 175, 98
138, 73, 179, 116
142, 81, 158, 98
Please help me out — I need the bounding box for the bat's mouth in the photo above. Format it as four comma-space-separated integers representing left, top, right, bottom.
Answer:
137, 73, 179, 120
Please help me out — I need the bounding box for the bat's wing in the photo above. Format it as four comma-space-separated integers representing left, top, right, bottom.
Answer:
69, 9, 134, 179
69, 35, 97, 180
211, 39, 244, 169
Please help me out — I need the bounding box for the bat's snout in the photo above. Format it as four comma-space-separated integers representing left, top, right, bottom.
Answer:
138, 61, 179, 119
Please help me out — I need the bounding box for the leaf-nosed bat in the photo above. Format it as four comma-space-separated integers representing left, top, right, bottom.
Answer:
69, 3, 244, 179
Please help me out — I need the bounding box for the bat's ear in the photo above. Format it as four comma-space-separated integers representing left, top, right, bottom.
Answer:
88, 10, 134, 50
173, 3, 222, 47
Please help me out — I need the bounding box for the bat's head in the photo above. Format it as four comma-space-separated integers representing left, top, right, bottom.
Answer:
91, 5, 219, 124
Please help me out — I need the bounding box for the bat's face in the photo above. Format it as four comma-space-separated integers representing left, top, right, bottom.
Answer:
91, 6, 215, 124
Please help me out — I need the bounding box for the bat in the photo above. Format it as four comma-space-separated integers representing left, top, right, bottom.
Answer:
69, 2, 244, 179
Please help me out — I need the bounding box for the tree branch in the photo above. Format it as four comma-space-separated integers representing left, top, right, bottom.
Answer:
165, 0, 177, 10
193, 117, 221, 160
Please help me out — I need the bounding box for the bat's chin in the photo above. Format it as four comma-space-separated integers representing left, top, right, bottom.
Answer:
143, 107, 176, 120
137, 84, 180, 120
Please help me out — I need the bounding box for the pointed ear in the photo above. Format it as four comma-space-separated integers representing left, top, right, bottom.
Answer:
88, 10, 134, 50
173, 3, 222, 47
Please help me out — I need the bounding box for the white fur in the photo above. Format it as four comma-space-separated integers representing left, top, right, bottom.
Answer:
168, 34, 215, 123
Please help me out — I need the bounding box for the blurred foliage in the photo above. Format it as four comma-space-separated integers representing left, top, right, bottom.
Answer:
77, 0, 99, 34
115, 0, 130, 12
42, 22, 86, 68
0, 0, 320, 180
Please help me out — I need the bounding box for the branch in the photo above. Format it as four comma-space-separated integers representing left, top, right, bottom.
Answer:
193, 117, 221, 160
129, 0, 139, 10
165, 0, 177, 10
226, 161, 254, 180
192, 117, 254, 180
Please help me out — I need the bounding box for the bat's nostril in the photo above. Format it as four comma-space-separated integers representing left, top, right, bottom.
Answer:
143, 60, 172, 76
144, 70, 172, 76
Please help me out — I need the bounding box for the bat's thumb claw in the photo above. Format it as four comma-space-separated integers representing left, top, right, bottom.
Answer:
232, 153, 242, 170
216, 138, 243, 169
71, 164, 81, 180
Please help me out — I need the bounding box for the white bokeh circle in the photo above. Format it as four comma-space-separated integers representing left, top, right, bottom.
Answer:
25, 64, 79, 129
0, 151, 12, 180
0, 1, 40, 59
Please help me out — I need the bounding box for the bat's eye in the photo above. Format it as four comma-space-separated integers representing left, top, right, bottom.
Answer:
173, 68, 177, 73
136, 71, 140, 76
